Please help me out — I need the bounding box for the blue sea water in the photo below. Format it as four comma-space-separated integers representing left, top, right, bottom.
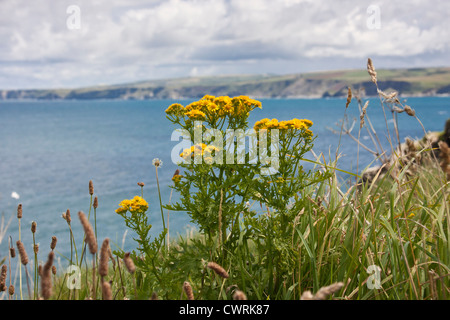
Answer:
0, 97, 449, 260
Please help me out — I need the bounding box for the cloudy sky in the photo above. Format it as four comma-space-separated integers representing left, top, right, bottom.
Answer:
0, 0, 449, 89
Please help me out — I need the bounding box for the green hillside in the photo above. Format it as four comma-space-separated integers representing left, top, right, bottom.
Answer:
2, 67, 450, 100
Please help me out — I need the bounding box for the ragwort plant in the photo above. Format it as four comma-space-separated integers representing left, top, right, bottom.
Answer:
162, 95, 331, 298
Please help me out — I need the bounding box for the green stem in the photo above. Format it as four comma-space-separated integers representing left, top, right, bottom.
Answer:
79, 195, 93, 268
33, 233, 37, 300
19, 218, 22, 300
155, 167, 166, 247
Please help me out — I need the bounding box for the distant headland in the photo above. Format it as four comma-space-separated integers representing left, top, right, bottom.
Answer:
2, 67, 450, 100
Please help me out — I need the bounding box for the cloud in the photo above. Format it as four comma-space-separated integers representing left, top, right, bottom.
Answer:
0, 0, 449, 89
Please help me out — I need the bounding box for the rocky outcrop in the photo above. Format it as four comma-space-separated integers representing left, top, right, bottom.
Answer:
361, 119, 450, 184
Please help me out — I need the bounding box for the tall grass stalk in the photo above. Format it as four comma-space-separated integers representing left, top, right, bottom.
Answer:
154, 162, 166, 248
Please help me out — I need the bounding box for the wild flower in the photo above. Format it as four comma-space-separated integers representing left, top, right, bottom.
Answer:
115, 196, 149, 215
172, 174, 182, 184
152, 158, 163, 168
165, 103, 185, 116
254, 118, 313, 131
185, 109, 206, 121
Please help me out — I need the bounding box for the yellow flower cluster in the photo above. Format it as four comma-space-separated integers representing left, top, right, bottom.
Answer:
115, 196, 149, 215
165, 103, 185, 116
165, 95, 262, 120
172, 174, 183, 184
254, 118, 313, 134
185, 109, 206, 121
180, 143, 220, 160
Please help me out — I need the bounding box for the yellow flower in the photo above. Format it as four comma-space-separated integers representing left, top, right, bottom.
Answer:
212, 96, 233, 117
204, 145, 220, 155
265, 119, 279, 129
302, 119, 313, 128
214, 96, 232, 106
185, 109, 206, 121
253, 118, 313, 133
204, 156, 213, 164
223, 104, 234, 114
115, 196, 148, 215
276, 177, 285, 183
206, 102, 220, 113
172, 95, 261, 121
277, 121, 289, 130
165, 103, 185, 116
180, 143, 208, 159
185, 101, 202, 111
253, 100, 262, 109
231, 96, 262, 116
172, 174, 182, 184
201, 95, 216, 102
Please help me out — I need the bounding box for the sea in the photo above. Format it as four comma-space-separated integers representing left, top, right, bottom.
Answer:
0, 97, 449, 262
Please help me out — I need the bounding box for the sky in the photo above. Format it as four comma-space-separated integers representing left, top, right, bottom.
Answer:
0, 0, 449, 90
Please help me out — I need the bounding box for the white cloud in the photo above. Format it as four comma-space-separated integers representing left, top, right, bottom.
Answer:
0, 0, 449, 89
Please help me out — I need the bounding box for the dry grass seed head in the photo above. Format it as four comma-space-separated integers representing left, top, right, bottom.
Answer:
41, 251, 55, 300
89, 180, 94, 195
9, 246, 16, 258
404, 105, 415, 117
50, 236, 57, 250
78, 211, 97, 254
0, 265, 7, 291
99, 238, 110, 278
233, 290, 247, 300
102, 281, 112, 300
301, 282, 344, 300
183, 281, 194, 300
367, 58, 377, 83
360, 101, 369, 128
17, 204, 22, 219
345, 87, 352, 109
65, 209, 72, 223
16, 241, 29, 265
31, 221, 37, 234
150, 292, 158, 300
207, 261, 229, 279
123, 252, 136, 274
